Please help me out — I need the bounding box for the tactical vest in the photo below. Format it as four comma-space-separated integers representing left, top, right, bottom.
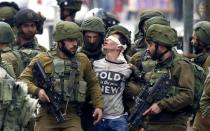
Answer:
0, 68, 22, 130
145, 65, 177, 100
0, 65, 37, 131
12, 49, 40, 75
49, 51, 88, 103
145, 54, 206, 114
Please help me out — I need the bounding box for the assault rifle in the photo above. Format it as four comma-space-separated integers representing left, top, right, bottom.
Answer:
128, 74, 172, 130
33, 61, 64, 123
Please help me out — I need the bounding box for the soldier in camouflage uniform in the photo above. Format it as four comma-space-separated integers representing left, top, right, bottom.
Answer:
130, 16, 170, 74
0, 21, 39, 131
80, 16, 106, 63
79, 16, 106, 131
0, 22, 37, 130
193, 73, 210, 131
0, 20, 16, 92
129, 10, 165, 56
13, 8, 46, 51
188, 21, 210, 73
57, 0, 82, 22
19, 21, 103, 131
0, 21, 25, 77
140, 24, 195, 131
192, 22, 210, 130
128, 17, 170, 131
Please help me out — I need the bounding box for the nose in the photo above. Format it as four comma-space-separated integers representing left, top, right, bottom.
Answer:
90, 38, 95, 43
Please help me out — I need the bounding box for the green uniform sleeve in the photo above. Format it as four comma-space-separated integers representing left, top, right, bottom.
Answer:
157, 60, 195, 111
18, 52, 52, 96
78, 53, 104, 109
200, 73, 210, 119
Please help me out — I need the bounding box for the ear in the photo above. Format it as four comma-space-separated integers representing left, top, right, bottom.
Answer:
117, 45, 123, 52
159, 44, 168, 52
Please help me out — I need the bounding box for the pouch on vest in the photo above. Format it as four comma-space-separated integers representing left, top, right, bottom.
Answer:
53, 57, 87, 103
0, 79, 13, 105
18, 95, 38, 126
146, 68, 177, 100
71, 79, 87, 103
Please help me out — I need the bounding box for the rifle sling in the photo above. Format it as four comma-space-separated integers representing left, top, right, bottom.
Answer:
67, 57, 78, 97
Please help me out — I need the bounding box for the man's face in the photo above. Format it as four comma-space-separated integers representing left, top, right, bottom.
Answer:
19, 22, 37, 40
84, 31, 100, 44
191, 31, 203, 54
103, 34, 121, 52
63, 38, 78, 54
146, 40, 157, 60
191, 32, 199, 47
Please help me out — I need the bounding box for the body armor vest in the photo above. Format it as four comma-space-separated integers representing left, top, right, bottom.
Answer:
49, 52, 88, 103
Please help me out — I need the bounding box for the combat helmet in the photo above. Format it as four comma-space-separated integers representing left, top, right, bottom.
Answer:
144, 16, 170, 31
138, 10, 165, 31
0, 2, 19, 27
146, 24, 177, 47
0, 21, 14, 43
85, 8, 119, 29
54, 21, 82, 44
57, 0, 82, 11
194, 21, 210, 46
14, 9, 45, 34
81, 16, 105, 34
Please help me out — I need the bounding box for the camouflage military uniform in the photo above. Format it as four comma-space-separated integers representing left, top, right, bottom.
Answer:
79, 16, 106, 131
142, 24, 195, 131
0, 65, 37, 131
129, 10, 165, 56
130, 16, 170, 73
193, 73, 210, 131
19, 21, 103, 131
0, 22, 23, 77
80, 16, 106, 63
0, 22, 37, 130
192, 21, 210, 129
13, 8, 46, 51
190, 21, 210, 73
3, 9, 47, 80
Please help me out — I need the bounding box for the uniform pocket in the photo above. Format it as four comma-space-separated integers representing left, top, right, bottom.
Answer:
0, 79, 13, 104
